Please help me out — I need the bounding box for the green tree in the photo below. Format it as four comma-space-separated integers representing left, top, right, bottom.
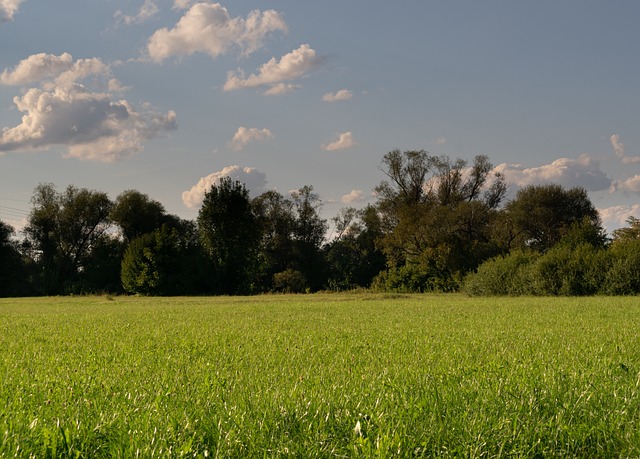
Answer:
252, 190, 296, 291
24, 183, 112, 294
290, 186, 328, 291
324, 205, 386, 290
375, 150, 506, 291
0, 221, 33, 297
503, 184, 602, 253
612, 216, 640, 243
198, 178, 260, 294
110, 190, 167, 243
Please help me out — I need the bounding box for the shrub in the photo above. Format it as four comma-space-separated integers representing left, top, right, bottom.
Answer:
272, 269, 307, 293
602, 239, 640, 295
463, 251, 539, 296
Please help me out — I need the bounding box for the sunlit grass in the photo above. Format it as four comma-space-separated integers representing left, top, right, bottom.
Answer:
1, 294, 640, 457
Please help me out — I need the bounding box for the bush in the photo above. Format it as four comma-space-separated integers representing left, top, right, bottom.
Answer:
372, 263, 460, 293
602, 239, 640, 295
463, 251, 539, 296
272, 269, 307, 293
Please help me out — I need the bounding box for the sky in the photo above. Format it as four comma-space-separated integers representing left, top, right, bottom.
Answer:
1, 1, 640, 235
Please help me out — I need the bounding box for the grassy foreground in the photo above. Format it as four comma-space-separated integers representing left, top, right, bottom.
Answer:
1, 294, 640, 458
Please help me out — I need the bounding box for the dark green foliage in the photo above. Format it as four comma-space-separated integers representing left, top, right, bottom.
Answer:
110, 190, 167, 242
253, 190, 296, 291
198, 178, 260, 294
290, 186, 328, 291
375, 150, 505, 292
272, 269, 307, 293
79, 236, 126, 294
24, 183, 112, 294
121, 224, 207, 295
324, 206, 386, 290
503, 184, 602, 253
0, 221, 32, 297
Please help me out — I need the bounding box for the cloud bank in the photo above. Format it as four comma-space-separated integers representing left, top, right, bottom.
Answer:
227, 126, 273, 151
0, 52, 177, 161
147, 3, 287, 62
182, 165, 267, 209
494, 155, 612, 193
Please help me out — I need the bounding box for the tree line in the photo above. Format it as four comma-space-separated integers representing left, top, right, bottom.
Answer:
1, 149, 639, 297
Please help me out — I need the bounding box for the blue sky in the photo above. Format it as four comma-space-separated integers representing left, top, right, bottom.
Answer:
1, 1, 639, 233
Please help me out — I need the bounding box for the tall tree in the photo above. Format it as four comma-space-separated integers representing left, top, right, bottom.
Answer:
0, 221, 32, 297
252, 190, 296, 291
110, 190, 167, 243
324, 205, 386, 290
198, 178, 260, 294
290, 185, 327, 291
503, 184, 602, 253
24, 184, 112, 294
375, 150, 506, 291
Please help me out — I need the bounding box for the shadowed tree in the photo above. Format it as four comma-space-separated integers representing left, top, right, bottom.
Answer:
198, 178, 260, 294
24, 183, 112, 294
110, 190, 167, 243
503, 184, 602, 253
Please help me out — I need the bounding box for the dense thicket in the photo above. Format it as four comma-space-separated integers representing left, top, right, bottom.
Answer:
1, 150, 639, 296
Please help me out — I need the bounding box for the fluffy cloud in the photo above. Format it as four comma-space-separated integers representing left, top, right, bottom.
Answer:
493, 155, 612, 193
147, 3, 287, 62
598, 204, 640, 232
341, 189, 366, 204
227, 126, 273, 151
0, 0, 25, 22
610, 134, 640, 164
1, 52, 74, 85
323, 89, 352, 102
0, 53, 177, 161
323, 131, 356, 151
182, 165, 267, 209
115, 0, 159, 25
223, 44, 322, 92
614, 175, 640, 194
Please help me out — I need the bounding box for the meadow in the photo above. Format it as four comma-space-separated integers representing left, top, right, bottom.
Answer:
1, 294, 640, 458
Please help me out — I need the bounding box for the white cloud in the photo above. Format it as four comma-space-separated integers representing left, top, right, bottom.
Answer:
0, 53, 177, 161
614, 175, 640, 194
0, 0, 25, 22
610, 134, 640, 164
433, 137, 447, 145
173, 0, 194, 10
263, 82, 300, 96
610, 134, 625, 158
147, 3, 287, 62
493, 154, 612, 193
598, 204, 640, 232
0, 52, 74, 85
182, 165, 267, 209
223, 44, 322, 92
323, 131, 356, 151
227, 126, 273, 151
115, 0, 159, 25
323, 89, 352, 102
341, 189, 365, 204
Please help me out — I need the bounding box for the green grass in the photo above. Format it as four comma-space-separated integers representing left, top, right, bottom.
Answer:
1, 294, 640, 457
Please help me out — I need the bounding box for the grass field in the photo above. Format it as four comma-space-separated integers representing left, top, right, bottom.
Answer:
1, 294, 640, 458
